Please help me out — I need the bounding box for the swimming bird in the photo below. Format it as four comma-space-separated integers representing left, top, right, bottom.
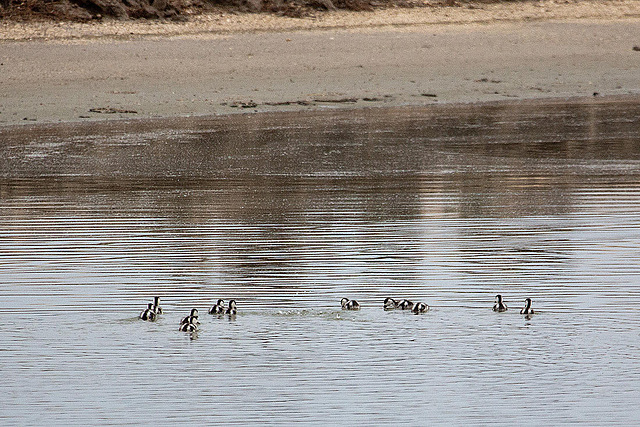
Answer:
225, 300, 237, 316
180, 308, 200, 325
384, 297, 398, 311
209, 299, 225, 315
412, 302, 429, 314
153, 296, 163, 315
179, 318, 198, 332
397, 299, 414, 310
492, 294, 508, 312
139, 303, 157, 321
520, 298, 534, 315
341, 298, 360, 311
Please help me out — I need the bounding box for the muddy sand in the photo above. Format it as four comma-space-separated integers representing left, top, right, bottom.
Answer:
1, 0, 640, 126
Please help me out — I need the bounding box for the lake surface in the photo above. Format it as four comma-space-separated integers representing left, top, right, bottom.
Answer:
1, 98, 640, 425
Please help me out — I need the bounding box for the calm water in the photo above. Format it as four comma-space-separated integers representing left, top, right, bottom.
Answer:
1, 99, 640, 425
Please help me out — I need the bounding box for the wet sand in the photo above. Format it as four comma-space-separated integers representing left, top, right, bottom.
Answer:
1, 1, 640, 126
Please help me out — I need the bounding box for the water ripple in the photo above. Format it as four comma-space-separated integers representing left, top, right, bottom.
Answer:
1, 100, 640, 424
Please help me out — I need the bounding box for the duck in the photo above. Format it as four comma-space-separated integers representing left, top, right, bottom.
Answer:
225, 300, 237, 316
492, 294, 508, 312
179, 319, 198, 332
412, 302, 429, 314
397, 299, 414, 310
209, 299, 225, 315
152, 296, 163, 315
180, 308, 200, 325
139, 303, 157, 321
383, 297, 398, 311
520, 298, 534, 315
341, 298, 360, 311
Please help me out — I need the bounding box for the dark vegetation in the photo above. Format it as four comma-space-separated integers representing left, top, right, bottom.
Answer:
0, 0, 478, 21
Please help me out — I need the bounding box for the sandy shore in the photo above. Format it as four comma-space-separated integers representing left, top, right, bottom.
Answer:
1, 1, 640, 126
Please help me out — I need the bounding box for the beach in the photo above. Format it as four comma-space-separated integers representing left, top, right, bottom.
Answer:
1, 0, 639, 126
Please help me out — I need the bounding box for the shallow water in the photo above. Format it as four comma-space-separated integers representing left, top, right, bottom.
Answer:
1, 99, 640, 425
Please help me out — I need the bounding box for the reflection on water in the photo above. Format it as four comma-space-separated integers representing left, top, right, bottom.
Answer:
1, 98, 640, 424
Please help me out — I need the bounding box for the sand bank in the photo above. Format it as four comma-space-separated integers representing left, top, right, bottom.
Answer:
1, 1, 640, 126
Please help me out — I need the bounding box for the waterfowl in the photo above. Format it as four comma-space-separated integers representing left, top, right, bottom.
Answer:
520, 298, 534, 315
139, 303, 157, 321
412, 302, 429, 314
180, 308, 200, 325
209, 299, 225, 315
225, 300, 237, 316
492, 294, 508, 312
341, 298, 360, 311
384, 297, 398, 311
180, 314, 198, 325
153, 296, 163, 315
179, 319, 198, 332
397, 299, 414, 310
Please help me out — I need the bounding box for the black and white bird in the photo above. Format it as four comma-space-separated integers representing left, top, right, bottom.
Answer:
209, 299, 225, 315
520, 298, 534, 315
225, 300, 237, 316
492, 294, 508, 312
179, 318, 198, 332
341, 298, 360, 311
397, 299, 414, 310
412, 302, 429, 314
383, 297, 398, 311
139, 303, 157, 321
152, 296, 163, 315
180, 308, 200, 325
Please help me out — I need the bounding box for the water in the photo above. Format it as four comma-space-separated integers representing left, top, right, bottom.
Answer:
1, 98, 640, 425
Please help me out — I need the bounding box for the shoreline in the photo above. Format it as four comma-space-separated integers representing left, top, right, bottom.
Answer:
2, 1, 640, 127
2, 94, 637, 133
2, 1, 640, 42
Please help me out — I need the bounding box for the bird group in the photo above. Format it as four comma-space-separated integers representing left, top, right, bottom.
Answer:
140, 295, 535, 331
345, 295, 534, 315
208, 299, 237, 316
139, 296, 163, 321
179, 308, 200, 332
381, 297, 429, 314
179, 300, 237, 332
493, 294, 535, 315
139, 297, 238, 332
339, 297, 429, 314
